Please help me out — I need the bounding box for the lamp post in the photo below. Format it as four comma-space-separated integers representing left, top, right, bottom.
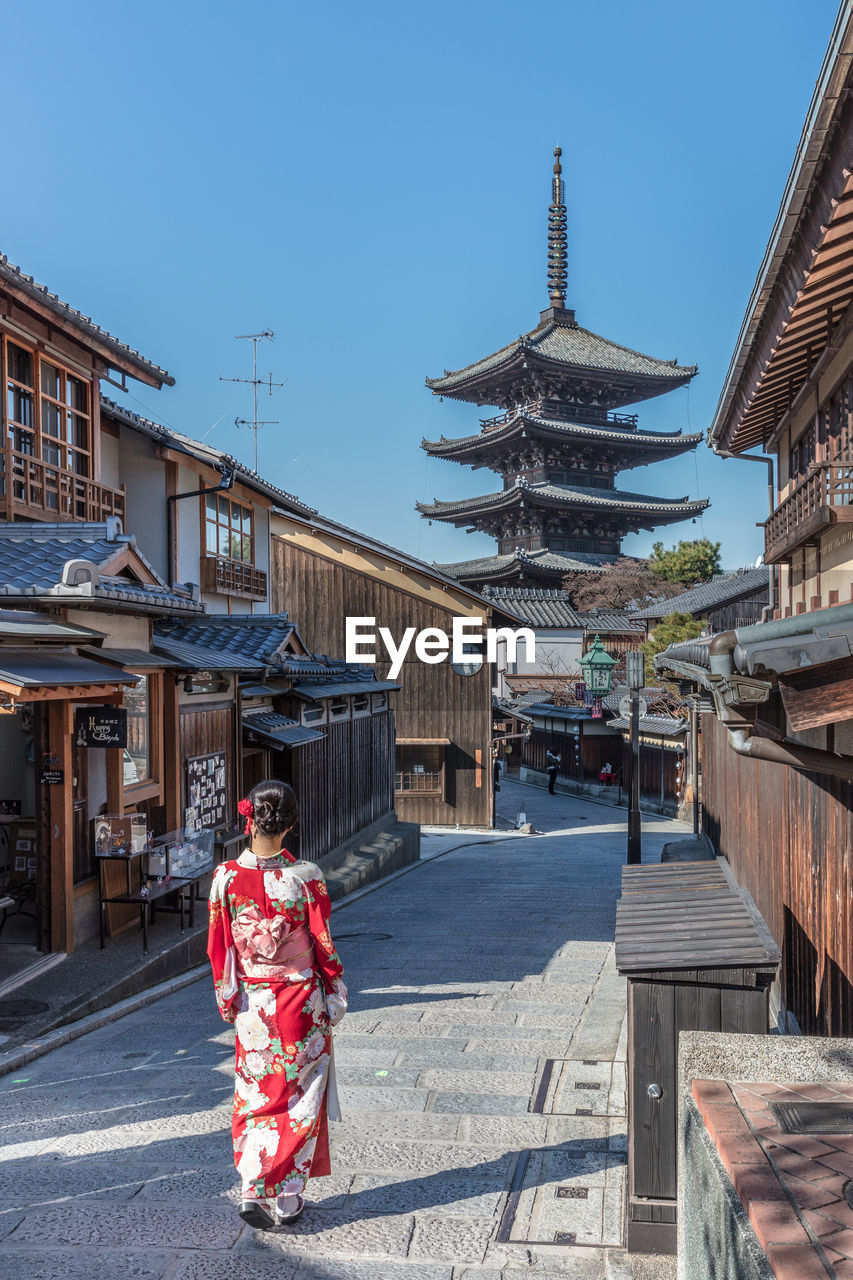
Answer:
579, 635, 617, 786
625, 650, 645, 864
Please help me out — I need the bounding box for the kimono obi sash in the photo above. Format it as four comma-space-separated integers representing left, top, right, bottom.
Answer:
231, 908, 315, 983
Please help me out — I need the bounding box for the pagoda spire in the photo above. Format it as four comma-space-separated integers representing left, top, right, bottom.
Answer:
547, 146, 568, 308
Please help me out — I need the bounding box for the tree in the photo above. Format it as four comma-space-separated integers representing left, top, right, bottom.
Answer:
648, 538, 721, 585
562, 557, 682, 611
641, 611, 704, 682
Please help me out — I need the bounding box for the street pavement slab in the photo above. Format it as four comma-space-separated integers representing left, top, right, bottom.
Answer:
0, 778, 683, 1278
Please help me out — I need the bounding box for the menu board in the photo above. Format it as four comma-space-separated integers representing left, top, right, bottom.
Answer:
185, 751, 227, 834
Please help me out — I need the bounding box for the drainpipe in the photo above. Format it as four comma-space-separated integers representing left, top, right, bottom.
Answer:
725, 725, 853, 781
713, 449, 776, 620
702, 629, 853, 779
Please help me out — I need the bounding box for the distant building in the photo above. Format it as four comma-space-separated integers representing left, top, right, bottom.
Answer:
632, 568, 770, 633
417, 148, 708, 589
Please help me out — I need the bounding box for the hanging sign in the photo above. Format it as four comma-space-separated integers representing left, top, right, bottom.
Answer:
74, 707, 127, 748
574, 682, 586, 701
39, 750, 63, 784
591, 698, 603, 719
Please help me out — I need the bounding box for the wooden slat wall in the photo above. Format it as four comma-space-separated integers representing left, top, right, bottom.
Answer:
289, 711, 395, 862
702, 710, 853, 1035
271, 538, 492, 826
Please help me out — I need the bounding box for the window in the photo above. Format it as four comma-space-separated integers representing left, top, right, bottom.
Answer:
3, 338, 91, 485
205, 493, 254, 563
395, 744, 445, 797
371, 692, 388, 712
352, 694, 370, 717
124, 675, 151, 784
329, 698, 349, 721
301, 702, 326, 726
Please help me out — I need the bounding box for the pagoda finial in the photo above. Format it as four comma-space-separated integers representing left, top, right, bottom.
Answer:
547, 145, 568, 308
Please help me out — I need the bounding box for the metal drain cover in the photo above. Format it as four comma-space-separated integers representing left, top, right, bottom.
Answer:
554, 1231, 577, 1244
575, 1081, 601, 1091
772, 1101, 853, 1134
556, 1186, 588, 1199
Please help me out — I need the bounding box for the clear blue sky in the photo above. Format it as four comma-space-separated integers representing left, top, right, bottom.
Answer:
3, 0, 840, 570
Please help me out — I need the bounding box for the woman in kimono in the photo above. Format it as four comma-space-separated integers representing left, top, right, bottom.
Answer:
207, 779, 347, 1230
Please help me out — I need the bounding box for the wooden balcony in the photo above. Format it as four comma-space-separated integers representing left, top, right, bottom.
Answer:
764, 462, 853, 564
201, 554, 268, 601
0, 449, 125, 523
480, 400, 639, 431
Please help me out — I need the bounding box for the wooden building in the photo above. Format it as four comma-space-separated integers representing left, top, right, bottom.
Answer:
417, 149, 708, 589
632, 568, 769, 635
270, 508, 520, 827
0, 252, 401, 974
674, 6, 853, 1037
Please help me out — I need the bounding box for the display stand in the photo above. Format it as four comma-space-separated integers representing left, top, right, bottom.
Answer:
97, 819, 215, 954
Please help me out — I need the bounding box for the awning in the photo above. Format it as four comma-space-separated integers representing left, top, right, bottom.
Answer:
239, 679, 292, 698
242, 709, 326, 748
291, 679, 399, 701
81, 646, 182, 670
0, 611, 104, 642
0, 650, 141, 702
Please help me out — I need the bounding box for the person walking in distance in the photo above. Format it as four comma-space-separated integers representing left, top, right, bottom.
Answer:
207, 779, 347, 1230
546, 747, 561, 795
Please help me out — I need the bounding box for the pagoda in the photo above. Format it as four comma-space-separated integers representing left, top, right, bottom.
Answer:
417, 148, 709, 589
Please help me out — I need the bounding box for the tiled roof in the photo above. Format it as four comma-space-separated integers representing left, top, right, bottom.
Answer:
524, 702, 592, 721
101, 398, 316, 517
419, 481, 708, 519
479, 586, 582, 629
437, 548, 617, 581
631, 568, 769, 620
242, 708, 326, 748
608, 713, 687, 737
291, 678, 399, 700
575, 611, 645, 634
424, 414, 703, 457
0, 521, 202, 614
0, 649, 142, 690
0, 256, 172, 387
0, 611, 104, 642
427, 316, 696, 393
154, 614, 297, 668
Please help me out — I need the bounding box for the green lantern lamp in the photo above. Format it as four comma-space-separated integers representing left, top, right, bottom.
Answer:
579, 634, 617, 696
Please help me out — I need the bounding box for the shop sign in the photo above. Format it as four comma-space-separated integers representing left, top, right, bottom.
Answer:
574, 682, 586, 700
185, 751, 227, 833
39, 750, 63, 785
74, 707, 127, 748
591, 697, 603, 719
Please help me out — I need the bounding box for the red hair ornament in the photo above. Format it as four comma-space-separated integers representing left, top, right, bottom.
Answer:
237, 797, 254, 835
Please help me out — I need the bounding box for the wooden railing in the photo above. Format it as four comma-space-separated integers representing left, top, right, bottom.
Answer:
480, 400, 639, 431
764, 462, 853, 562
201, 554, 268, 600
0, 449, 125, 523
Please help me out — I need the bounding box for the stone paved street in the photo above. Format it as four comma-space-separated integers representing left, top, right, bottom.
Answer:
0, 780, 686, 1279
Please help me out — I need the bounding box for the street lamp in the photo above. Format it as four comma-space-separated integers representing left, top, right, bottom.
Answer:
579, 635, 617, 696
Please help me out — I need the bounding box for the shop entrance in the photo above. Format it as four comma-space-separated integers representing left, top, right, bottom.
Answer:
0, 704, 45, 985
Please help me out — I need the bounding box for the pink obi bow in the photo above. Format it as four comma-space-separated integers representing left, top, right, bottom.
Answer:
231, 908, 311, 965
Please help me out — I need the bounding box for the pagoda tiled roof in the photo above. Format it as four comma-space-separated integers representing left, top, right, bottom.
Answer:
426, 312, 696, 406
435, 547, 618, 584
418, 480, 709, 521
422, 412, 703, 465
479, 586, 583, 629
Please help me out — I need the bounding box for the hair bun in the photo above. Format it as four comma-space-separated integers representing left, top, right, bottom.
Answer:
246, 779, 299, 840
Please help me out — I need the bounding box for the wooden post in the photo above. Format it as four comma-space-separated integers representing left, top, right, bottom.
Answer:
163, 675, 181, 830
47, 700, 74, 954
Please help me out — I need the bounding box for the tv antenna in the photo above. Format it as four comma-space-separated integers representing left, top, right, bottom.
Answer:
219, 330, 287, 473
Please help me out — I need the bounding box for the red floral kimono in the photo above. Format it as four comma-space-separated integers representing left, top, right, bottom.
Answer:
207, 849, 347, 1201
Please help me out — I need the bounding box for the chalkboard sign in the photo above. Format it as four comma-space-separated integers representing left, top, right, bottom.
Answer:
185, 751, 227, 834
74, 707, 127, 748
